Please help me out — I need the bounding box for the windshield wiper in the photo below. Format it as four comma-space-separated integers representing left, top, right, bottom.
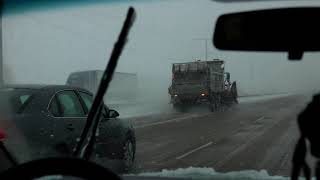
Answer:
73, 7, 136, 160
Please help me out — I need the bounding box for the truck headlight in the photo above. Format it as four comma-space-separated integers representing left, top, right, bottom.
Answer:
201, 93, 205, 96
174, 94, 178, 97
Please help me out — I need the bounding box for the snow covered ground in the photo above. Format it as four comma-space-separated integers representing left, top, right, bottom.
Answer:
109, 94, 294, 118
34, 167, 291, 180
107, 101, 173, 118
239, 94, 293, 103
133, 167, 289, 180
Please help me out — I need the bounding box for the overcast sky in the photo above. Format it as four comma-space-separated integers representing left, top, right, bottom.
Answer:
3, 0, 320, 97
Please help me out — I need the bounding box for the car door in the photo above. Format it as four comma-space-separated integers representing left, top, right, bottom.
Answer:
76, 91, 109, 138
47, 90, 86, 155
76, 91, 123, 158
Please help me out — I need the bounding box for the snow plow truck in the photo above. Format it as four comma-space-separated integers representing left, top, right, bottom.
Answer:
168, 59, 238, 111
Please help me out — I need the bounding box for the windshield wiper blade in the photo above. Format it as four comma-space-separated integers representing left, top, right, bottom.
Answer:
73, 7, 136, 159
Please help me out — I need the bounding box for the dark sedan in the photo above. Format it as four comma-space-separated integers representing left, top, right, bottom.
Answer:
0, 84, 136, 171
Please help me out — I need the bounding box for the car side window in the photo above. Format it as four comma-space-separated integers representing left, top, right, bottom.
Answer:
19, 95, 31, 104
78, 92, 93, 113
49, 96, 60, 117
56, 91, 85, 117
78, 91, 108, 117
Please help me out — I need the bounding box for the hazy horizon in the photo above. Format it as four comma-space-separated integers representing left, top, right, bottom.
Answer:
3, 0, 320, 100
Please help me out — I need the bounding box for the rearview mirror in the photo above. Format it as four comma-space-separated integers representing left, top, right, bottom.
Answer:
213, 8, 320, 60
108, 109, 119, 118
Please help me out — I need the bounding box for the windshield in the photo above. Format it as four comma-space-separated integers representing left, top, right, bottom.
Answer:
2, 0, 320, 179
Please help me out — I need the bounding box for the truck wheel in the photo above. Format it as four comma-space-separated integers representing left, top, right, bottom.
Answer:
209, 95, 221, 112
210, 103, 215, 112
173, 104, 182, 112
209, 100, 217, 112
209, 96, 215, 112
216, 95, 223, 111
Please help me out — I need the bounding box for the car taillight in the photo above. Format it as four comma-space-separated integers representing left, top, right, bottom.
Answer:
0, 129, 6, 140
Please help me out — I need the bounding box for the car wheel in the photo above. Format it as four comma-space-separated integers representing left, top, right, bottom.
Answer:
122, 138, 135, 171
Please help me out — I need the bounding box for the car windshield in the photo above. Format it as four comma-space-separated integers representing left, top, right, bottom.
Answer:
2, 0, 320, 179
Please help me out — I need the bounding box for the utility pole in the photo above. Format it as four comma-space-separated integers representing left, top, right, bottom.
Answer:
250, 61, 254, 80
0, 0, 3, 87
193, 38, 210, 61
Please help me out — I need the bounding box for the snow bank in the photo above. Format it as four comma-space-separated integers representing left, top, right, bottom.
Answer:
239, 93, 292, 103
136, 167, 289, 180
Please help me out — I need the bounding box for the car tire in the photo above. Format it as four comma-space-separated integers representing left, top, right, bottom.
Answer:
121, 138, 135, 171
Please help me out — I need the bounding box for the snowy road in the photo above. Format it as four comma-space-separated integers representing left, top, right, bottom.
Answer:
128, 94, 311, 176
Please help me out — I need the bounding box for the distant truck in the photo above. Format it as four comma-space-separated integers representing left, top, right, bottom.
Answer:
168, 59, 238, 111
66, 70, 138, 103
